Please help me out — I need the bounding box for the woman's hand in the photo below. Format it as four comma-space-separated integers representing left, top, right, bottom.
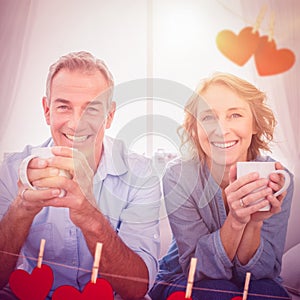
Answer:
224, 165, 272, 225
225, 163, 287, 225
265, 162, 287, 214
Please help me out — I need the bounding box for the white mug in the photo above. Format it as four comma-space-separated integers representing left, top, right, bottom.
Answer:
236, 161, 290, 211
19, 147, 71, 198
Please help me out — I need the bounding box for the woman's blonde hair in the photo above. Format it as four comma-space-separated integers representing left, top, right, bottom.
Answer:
178, 72, 276, 161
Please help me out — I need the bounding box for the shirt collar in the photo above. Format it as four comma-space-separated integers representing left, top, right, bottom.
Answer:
95, 135, 128, 181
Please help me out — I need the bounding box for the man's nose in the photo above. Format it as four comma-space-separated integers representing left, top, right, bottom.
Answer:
67, 111, 82, 129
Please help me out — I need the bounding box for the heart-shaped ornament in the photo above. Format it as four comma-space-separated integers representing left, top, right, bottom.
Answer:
9, 264, 54, 300
255, 36, 296, 76
216, 27, 260, 66
167, 291, 192, 300
52, 278, 114, 300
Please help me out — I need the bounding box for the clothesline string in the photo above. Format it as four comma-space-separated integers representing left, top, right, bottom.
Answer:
0, 250, 290, 300
216, 0, 277, 35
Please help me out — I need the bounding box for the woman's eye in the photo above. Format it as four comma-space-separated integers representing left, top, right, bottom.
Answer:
201, 114, 215, 122
231, 113, 242, 118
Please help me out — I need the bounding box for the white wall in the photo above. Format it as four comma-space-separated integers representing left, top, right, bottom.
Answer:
1, 0, 299, 250
1, 0, 148, 157
0, 0, 271, 158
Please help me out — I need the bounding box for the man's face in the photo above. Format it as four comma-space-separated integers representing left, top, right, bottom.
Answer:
43, 69, 115, 169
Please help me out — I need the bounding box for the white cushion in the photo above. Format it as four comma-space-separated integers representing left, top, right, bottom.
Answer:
282, 243, 300, 295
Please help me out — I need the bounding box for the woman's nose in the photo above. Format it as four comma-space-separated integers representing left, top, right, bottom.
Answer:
213, 119, 230, 136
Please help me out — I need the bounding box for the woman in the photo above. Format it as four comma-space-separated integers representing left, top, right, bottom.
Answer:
150, 73, 293, 300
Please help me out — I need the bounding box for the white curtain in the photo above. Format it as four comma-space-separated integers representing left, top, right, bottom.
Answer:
241, 0, 300, 250
0, 0, 298, 251
0, 0, 32, 140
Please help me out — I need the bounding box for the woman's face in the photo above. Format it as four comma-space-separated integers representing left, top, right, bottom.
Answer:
196, 83, 257, 168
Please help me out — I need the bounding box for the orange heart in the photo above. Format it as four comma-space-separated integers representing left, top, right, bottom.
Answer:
254, 36, 296, 76
9, 264, 54, 300
216, 27, 260, 66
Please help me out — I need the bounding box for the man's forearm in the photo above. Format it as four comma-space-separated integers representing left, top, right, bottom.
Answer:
0, 198, 34, 289
79, 207, 149, 300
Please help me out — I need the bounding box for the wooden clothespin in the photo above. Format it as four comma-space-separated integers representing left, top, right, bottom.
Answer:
185, 258, 197, 299
242, 272, 251, 300
252, 4, 267, 33
268, 12, 275, 42
91, 242, 103, 284
37, 239, 46, 268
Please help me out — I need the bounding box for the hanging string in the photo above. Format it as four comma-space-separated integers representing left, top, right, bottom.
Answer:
215, 0, 253, 25
1, 250, 290, 299
215, 0, 278, 35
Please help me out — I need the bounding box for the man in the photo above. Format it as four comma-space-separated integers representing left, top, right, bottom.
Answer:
0, 51, 161, 299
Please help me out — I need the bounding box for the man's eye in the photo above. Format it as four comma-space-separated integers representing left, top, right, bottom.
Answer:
57, 105, 69, 111
87, 107, 99, 114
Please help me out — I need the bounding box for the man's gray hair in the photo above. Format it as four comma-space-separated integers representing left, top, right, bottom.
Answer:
46, 51, 114, 106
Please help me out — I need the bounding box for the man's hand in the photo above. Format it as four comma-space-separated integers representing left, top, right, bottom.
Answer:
29, 147, 97, 226
18, 155, 62, 216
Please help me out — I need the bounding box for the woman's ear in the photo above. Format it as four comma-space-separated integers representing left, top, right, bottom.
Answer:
42, 96, 51, 125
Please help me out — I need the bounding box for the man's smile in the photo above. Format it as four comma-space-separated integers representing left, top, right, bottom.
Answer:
64, 133, 90, 143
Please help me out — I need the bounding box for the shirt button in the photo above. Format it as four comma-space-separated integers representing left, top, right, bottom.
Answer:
154, 234, 159, 239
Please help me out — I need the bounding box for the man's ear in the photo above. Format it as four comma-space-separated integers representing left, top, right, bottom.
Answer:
42, 97, 51, 125
105, 101, 116, 129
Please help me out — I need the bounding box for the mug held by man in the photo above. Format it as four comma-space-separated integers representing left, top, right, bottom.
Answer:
19, 147, 72, 198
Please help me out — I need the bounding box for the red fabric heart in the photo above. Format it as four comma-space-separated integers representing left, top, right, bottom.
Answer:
216, 27, 260, 66
255, 36, 296, 76
231, 297, 242, 300
167, 291, 192, 300
52, 278, 114, 300
9, 264, 54, 300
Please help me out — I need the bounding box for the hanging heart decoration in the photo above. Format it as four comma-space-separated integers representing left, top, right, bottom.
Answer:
254, 36, 296, 76
52, 278, 114, 300
9, 264, 54, 300
216, 27, 260, 66
167, 291, 192, 300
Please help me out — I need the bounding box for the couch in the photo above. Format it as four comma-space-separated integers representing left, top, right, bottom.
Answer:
281, 183, 300, 300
